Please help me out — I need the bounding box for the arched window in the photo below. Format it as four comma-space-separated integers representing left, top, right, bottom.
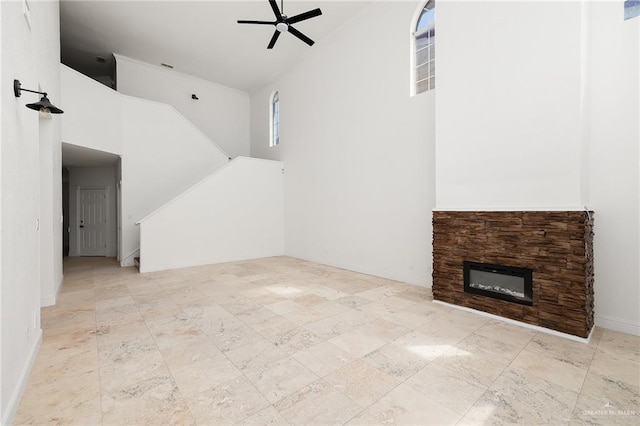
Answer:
414, 1, 435, 94
270, 91, 280, 147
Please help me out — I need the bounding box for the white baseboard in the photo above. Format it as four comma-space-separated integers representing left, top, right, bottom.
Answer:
433, 300, 594, 344
1, 328, 42, 425
40, 274, 64, 307
595, 314, 640, 336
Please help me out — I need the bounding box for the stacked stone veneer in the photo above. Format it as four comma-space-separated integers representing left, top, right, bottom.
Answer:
432, 211, 594, 338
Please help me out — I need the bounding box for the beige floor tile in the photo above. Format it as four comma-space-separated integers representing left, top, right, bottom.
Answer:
27, 345, 99, 386
337, 295, 373, 310
224, 337, 289, 373
589, 348, 640, 388
525, 331, 598, 369
450, 332, 522, 365
329, 327, 389, 358
206, 320, 265, 353
367, 383, 460, 425
98, 333, 157, 364
363, 342, 430, 381
292, 340, 355, 377
274, 380, 362, 425
102, 374, 195, 425
272, 326, 324, 354
170, 352, 242, 397
99, 348, 171, 393
508, 348, 588, 392
473, 319, 537, 349
292, 293, 329, 307
281, 306, 328, 325
186, 375, 270, 424
303, 316, 356, 340
345, 412, 383, 425
356, 318, 411, 341
415, 314, 481, 346
389, 330, 452, 363
460, 368, 579, 425
159, 337, 221, 370
266, 299, 307, 314
356, 285, 404, 302
310, 299, 353, 316
244, 356, 319, 403
573, 373, 640, 425
325, 359, 400, 407
597, 329, 640, 364
19, 369, 101, 413
15, 395, 103, 426
426, 350, 509, 389
404, 362, 487, 415
95, 319, 151, 348
238, 405, 290, 426
250, 313, 301, 342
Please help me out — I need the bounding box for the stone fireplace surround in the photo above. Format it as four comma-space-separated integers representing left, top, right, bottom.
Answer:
432, 211, 594, 338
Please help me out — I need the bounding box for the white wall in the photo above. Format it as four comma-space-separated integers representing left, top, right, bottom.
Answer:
435, 1, 584, 210
251, 1, 435, 286
61, 65, 123, 156
588, 1, 639, 335
1, 0, 62, 422
68, 167, 118, 258
139, 157, 284, 273
115, 54, 250, 158
120, 95, 230, 265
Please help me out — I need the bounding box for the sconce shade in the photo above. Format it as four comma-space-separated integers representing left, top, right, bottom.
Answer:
25, 95, 64, 114
13, 79, 64, 114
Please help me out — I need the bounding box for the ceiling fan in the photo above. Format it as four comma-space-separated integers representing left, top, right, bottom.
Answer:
238, 0, 323, 49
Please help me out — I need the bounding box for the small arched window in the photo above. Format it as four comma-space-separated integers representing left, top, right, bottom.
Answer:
414, 1, 435, 94
270, 91, 280, 147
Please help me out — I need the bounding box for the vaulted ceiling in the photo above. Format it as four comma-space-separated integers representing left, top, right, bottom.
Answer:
60, 0, 373, 93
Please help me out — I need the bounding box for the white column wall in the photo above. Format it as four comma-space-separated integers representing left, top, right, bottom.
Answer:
588, 1, 639, 335
435, 0, 584, 210
251, 1, 436, 286
61, 65, 123, 155
1, 0, 62, 422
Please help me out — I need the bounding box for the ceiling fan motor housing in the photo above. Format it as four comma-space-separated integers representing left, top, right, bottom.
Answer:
237, 0, 322, 48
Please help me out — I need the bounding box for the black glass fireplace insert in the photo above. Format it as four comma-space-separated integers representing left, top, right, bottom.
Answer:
463, 261, 533, 306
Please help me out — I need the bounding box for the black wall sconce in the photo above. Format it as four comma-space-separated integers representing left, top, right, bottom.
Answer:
14, 79, 64, 114
191, 94, 199, 100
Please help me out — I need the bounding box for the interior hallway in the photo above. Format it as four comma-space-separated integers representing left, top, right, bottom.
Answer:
13, 257, 639, 425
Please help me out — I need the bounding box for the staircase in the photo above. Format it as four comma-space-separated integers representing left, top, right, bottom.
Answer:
62, 64, 284, 274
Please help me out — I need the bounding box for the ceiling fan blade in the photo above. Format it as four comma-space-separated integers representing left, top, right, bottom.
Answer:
267, 30, 281, 49
287, 8, 322, 25
237, 20, 274, 25
288, 26, 315, 46
269, 0, 283, 20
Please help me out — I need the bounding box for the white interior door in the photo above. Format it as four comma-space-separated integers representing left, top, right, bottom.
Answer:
78, 187, 108, 256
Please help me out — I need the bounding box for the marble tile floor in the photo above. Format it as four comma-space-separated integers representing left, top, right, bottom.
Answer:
14, 256, 640, 425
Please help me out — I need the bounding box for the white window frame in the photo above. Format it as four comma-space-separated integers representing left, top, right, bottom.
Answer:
411, 1, 435, 96
269, 91, 280, 147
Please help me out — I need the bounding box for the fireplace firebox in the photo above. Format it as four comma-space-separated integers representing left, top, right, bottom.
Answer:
463, 261, 533, 306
